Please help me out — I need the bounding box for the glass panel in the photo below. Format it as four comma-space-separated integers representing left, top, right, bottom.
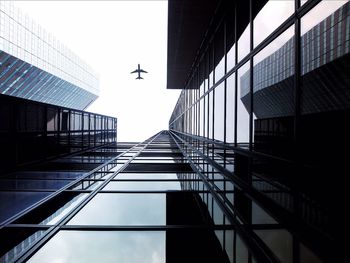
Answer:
133, 157, 177, 160
214, 25, 225, 82
115, 173, 179, 180
252, 202, 277, 225
301, 1, 348, 34
237, 62, 250, 148
237, 1, 251, 62
300, 243, 323, 263
200, 97, 204, 136
0, 230, 47, 263
300, 0, 350, 111
227, 43, 236, 72
255, 229, 293, 263
300, 1, 350, 167
27, 231, 165, 263
215, 230, 224, 251
5, 171, 83, 180
204, 92, 208, 138
226, 6, 236, 72
208, 90, 213, 139
41, 194, 88, 225
214, 83, 225, 141
130, 159, 175, 163
236, 234, 249, 263
226, 74, 235, 143
254, 1, 294, 47
0, 191, 51, 224
67, 193, 166, 225
301, 0, 308, 6
103, 181, 181, 191
225, 230, 234, 263
0, 179, 72, 190
253, 26, 295, 158
213, 198, 224, 225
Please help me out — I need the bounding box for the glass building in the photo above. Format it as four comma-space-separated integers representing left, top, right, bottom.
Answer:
0, 0, 347, 262
167, 0, 347, 262
0, 93, 117, 262
0, 1, 99, 110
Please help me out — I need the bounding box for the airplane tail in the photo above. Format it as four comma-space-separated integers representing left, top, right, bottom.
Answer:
136, 76, 143, 80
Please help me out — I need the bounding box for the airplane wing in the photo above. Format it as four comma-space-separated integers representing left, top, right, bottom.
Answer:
130, 69, 138, 74
140, 69, 148, 73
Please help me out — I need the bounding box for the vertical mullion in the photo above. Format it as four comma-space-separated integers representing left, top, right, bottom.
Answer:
249, 0, 254, 152
234, 2, 238, 147
224, 21, 227, 145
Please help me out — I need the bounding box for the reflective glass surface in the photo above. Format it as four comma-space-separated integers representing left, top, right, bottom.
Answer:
237, 1, 250, 61
237, 62, 250, 147
214, 83, 225, 141
41, 194, 88, 225
103, 181, 181, 191
27, 231, 165, 263
226, 75, 235, 143
254, 1, 294, 47
68, 193, 166, 225
115, 173, 179, 180
131, 159, 176, 163
0, 179, 72, 190
0, 191, 51, 223
255, 229, 293, 263
0, 230, 47, 263
4, 171, 83, 180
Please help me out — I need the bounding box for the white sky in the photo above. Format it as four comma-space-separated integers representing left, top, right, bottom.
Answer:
13, 0, 346, 143
14, 0, 181, 142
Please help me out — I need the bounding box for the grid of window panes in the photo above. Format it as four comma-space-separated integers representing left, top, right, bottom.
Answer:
0, 131, 243, 263
0, 93, 117, 175
169, 0, 349, 262
0, 49, 97, 109
0, 1, 99, 99
169, 0, 350, 148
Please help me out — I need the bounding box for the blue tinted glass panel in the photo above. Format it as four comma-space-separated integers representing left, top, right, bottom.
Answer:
5, 171, 83, 180
0, 191, 51, 223
0, 179, 72, 190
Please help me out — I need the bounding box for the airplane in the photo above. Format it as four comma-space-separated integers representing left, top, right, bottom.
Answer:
130, 64, 148, 80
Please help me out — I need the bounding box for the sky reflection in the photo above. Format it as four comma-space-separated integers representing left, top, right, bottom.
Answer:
68, 193, 166, 225
27, 231, 165, 263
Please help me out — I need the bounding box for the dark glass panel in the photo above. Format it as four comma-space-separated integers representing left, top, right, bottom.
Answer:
252, 26, 295, 158
0, 191, 51, 224
254, 229, 293, 263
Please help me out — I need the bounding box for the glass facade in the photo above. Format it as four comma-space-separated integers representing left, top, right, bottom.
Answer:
168, 0, 347, 262
0, 1, 99, 110
1, 132, 235, 263
0, 94, 117, 174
